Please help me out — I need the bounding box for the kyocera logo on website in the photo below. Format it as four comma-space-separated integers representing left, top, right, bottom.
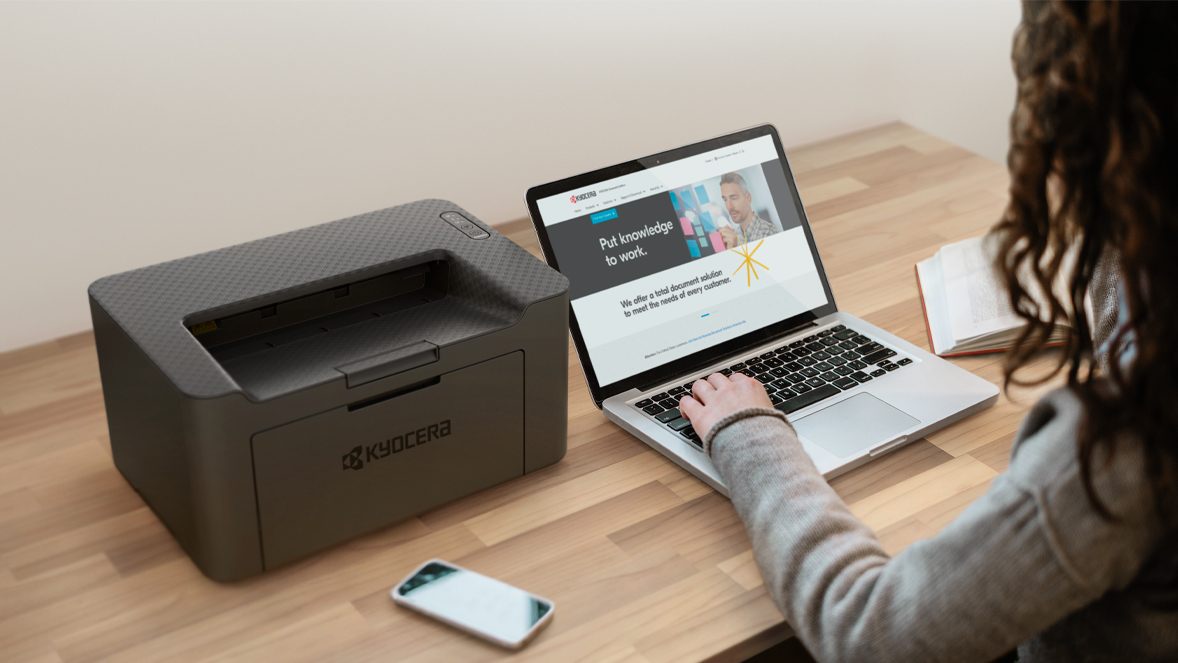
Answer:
569, 190, 596, 204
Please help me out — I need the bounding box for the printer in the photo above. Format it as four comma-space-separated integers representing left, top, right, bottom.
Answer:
88, 199, 570, 581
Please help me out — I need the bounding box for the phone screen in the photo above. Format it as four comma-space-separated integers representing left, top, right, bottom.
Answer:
395, 561, 552, 645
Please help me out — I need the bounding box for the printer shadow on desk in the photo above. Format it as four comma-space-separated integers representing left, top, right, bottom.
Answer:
88, 199, 570, 581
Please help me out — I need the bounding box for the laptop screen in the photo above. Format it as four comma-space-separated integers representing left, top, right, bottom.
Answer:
534, 133, 829, 388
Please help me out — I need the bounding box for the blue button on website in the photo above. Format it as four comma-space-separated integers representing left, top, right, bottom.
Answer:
590, 208, 618, 224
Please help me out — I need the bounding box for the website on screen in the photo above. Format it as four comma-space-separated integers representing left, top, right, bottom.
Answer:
537, 135, 828, 386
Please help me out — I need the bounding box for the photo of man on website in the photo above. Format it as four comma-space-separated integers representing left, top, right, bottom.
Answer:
718, 171, 781, 247
670, 165, 786, 260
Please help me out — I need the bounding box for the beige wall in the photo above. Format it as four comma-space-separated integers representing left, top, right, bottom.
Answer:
0, 0, 1019, 352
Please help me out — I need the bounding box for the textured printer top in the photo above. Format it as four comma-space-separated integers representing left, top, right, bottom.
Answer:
88, 199, 568, 400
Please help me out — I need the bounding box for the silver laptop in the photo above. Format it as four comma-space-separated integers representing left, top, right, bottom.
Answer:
525, 125, 997, 493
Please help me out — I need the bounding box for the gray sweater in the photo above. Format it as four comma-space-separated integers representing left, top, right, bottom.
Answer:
705, 260, 1177, 661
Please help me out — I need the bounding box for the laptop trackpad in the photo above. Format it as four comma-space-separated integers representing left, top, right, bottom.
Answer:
793, 393, 918, 459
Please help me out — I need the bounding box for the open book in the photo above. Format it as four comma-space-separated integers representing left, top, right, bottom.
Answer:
915, 235, 1088, 357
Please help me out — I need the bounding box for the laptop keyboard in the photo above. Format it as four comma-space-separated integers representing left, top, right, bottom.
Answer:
632, 324, 915, 449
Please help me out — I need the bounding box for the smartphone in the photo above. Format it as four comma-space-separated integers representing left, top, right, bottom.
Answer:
390, 559, 555, 649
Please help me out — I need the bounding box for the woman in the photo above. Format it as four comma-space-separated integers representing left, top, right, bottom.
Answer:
678, 2, 1177, 660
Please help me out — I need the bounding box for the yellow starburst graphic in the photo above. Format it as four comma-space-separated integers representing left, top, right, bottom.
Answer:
730, 228, 769, 287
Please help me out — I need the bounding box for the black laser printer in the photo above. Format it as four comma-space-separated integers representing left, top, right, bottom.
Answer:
88, 199, 570, 581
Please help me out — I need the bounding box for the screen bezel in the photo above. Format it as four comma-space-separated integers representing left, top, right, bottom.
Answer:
525, 124, 838, 406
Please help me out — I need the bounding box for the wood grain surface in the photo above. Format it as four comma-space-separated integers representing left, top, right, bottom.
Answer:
0, 123, 1061, 662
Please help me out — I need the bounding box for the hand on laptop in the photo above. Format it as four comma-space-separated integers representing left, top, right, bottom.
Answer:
679, 373, 773, 441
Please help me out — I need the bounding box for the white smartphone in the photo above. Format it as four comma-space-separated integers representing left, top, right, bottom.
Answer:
390, 559, 555, 650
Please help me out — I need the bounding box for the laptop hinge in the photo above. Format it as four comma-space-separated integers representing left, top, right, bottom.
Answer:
779, 319, 820, 340
636, 320, 819, 392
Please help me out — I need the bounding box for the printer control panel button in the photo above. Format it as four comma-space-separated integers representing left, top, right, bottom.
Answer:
440, 211, 489, 240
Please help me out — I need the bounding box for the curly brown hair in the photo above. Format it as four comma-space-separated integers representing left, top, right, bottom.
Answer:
992, 0, 1178, 515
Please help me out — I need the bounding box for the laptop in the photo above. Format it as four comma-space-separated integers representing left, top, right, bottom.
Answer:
525, 124, 998, 492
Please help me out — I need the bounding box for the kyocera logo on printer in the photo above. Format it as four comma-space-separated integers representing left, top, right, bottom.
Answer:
341, 419, 452, 470
569, 190, 596, 204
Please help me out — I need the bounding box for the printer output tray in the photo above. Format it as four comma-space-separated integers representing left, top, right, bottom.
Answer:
252, 351, 523, 568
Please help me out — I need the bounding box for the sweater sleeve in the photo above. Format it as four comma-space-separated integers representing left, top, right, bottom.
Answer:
707, 389, 1160, 662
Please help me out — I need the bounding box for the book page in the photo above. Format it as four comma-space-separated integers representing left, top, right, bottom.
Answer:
916, 253, 957, 355
941, 236, 1022, 344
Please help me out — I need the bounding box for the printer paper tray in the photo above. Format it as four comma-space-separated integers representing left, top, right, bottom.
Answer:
251, 351, 523, 568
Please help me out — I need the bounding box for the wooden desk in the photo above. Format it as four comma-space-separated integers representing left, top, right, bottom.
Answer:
0, 123, 1058, 662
